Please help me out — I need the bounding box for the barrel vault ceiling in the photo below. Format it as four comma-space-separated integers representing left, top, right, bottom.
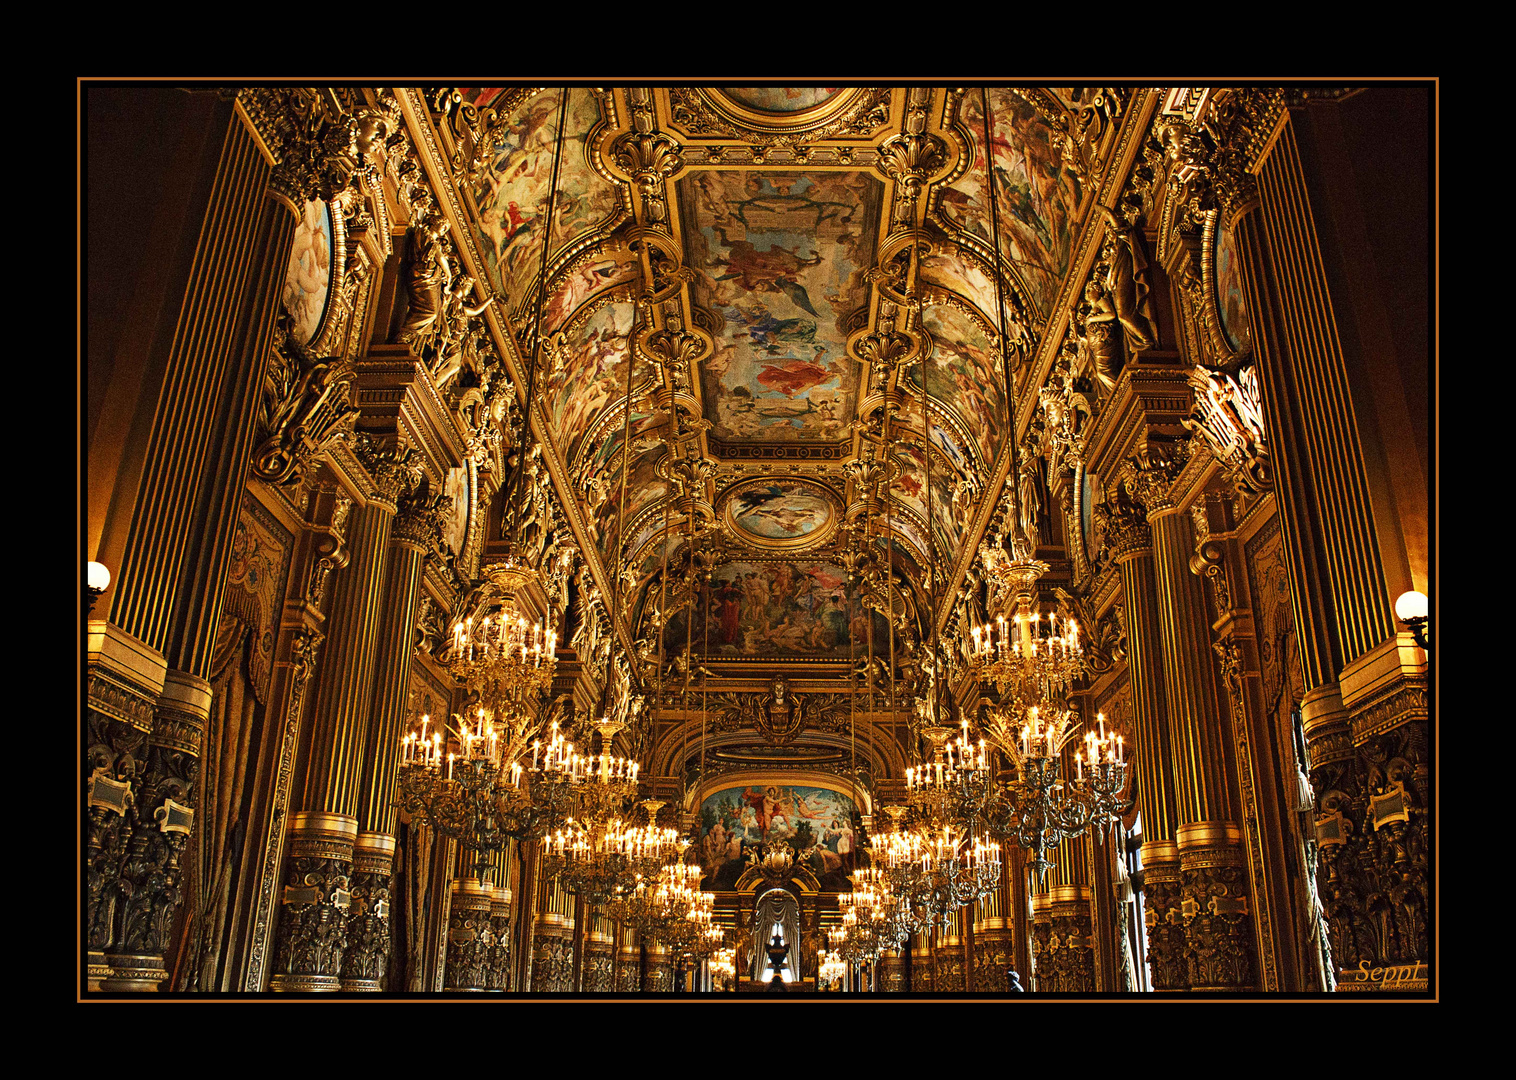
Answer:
424, 86, 1139, 721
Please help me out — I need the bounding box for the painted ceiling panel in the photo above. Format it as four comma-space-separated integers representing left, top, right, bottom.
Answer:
939, 88, 1083, 319
471, 88, 619, 314
679, 170, 881, 445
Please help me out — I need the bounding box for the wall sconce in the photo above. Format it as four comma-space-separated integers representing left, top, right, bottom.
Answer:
1394, 590, 1429, 651
87, 561, 111, 615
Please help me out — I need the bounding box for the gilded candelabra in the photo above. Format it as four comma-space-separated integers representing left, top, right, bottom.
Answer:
396, 711, 573, 879
982, 704, 1131, 885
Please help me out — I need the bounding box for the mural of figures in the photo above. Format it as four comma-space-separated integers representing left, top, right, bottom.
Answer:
545, 299, 653, 466
591, 447, 667, 569
472, 88, 619, 308
543, 248, 640, 333
680, 171, 881, 443
663, 561, 889, 658
697, 784, 858, 890
282, 199, 332, 344
939, 89, 1083, 318
727, 481, 835, 542
1215, 220, 1252, 353
891, 442, 970, 558
916, 304, 1005, 469
721, 88, 847, 114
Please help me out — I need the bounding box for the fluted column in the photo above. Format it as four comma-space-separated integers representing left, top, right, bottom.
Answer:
340, 487, 439, 991
1046, 836, 1096, 993
1087, 826, 1123, 992
933, 910, 966, 991
93, 108, 295, 992
485, 849, 515, 992
1111, 506, 1186, 989
583, 911, 616, 992
643, 943, 674, 993
531, 876, 575, 992
1029, 884, 1052, 992
908, 934, 934, 993
1147, 495, 1257, 991
270, 458, 411, 992
614, 925, 642, 991
971, 875, 1012, 992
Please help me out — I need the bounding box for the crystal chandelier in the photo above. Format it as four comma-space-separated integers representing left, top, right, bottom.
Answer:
543, 797, 679, 906
982, 703, 1130, 884
396, 709, 574, 878
819, 948, 846, 988
964, 598, 1085, 701
905, 718, 994, 831
444, 564, 558, 722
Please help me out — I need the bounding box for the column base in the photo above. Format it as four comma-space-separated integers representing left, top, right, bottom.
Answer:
87, 951, 112, 992
271, 973, 341, 992
100, 953, 167, 992
339, 978, 382, 992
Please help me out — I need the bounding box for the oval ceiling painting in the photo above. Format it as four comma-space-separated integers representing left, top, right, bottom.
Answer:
721, 87, 848, 114
725, 479, 837, 548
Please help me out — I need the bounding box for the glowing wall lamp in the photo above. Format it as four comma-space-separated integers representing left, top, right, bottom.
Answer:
87, 561, 111, 615
1394, 590, 1429, 651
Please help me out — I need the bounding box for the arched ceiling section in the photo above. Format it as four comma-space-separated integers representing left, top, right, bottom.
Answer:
439, 85, 1120, 667
468, 87, 625, 322
931, 87, 1085, 321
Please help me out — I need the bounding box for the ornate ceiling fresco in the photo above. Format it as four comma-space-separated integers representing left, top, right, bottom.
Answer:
420, 85, 1134, 704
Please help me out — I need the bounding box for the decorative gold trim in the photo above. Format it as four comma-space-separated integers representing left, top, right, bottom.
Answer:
1175, 821, 1243, 851
287, 810, 359, 841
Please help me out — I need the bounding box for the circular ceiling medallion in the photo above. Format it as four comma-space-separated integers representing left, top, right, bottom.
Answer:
722, 87, 848, 114
723, 478, 839, 549
705, 87, 861, 132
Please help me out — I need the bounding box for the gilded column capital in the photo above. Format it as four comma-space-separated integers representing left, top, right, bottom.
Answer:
233, 88, 401, 210
392, 487, 453, 555
353, 434, 423, 512
1099, 490, 1151, 560
1123, 436, 1190, 518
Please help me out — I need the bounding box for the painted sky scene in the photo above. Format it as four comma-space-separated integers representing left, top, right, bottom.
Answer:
681, 171, 880, 443
728, 481, 834, 541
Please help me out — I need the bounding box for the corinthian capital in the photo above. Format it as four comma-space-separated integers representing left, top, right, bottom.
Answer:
1123, 436, 1190, 517
234, 88, 388, 207
392, 488, 454, 555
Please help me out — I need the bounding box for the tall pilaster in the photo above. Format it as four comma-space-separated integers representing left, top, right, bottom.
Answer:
1109, 499, 1186, 989
341, 484, 444, 991
1231, 116, 1429, 981
1141, 470, 1256, 992
270, 450, 415, 992
94, 104, 297, 993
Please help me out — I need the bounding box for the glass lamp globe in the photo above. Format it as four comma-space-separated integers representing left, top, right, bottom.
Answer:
87, 561, 111, 592
1394, 590, 1428, 622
